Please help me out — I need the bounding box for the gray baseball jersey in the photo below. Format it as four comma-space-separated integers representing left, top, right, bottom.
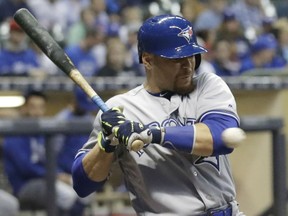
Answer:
82, 72, 240, 215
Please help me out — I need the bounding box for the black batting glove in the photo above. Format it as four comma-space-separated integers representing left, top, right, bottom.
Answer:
97, 132, 117, 153
98, 107, 125, 153
114, 120, 164, 151
101, 107, 125, 137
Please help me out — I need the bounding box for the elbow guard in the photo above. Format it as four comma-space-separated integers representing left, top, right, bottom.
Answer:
72, 154, 106, 198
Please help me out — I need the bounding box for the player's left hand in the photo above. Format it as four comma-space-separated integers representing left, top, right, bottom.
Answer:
101, 107, 125, 137
98, 107, 125, 153
114, 120, 164, 151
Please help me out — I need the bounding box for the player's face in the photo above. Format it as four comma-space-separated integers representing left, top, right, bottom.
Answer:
148, 55, 196, 95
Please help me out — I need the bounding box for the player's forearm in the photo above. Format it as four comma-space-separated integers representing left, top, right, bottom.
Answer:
161, 123, 213, 156
82, 145, 114, 182
72, 150, 108, 197
191, 123, 213, 156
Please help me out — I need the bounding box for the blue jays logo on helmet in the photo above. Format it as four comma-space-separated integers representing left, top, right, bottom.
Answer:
172, 26, 193, 43
137, 14, 207, 69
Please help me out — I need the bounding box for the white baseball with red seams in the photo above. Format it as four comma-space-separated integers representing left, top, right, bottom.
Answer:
222, 127, 247, 148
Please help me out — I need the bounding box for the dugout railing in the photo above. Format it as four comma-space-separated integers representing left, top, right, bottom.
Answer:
0, 116, 285, 216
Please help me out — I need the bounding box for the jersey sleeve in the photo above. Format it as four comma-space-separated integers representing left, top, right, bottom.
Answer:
196, 72, 239, 123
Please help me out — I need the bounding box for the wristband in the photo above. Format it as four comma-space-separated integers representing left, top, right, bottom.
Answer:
162, 125, 196, 153
150, 127, 165, 144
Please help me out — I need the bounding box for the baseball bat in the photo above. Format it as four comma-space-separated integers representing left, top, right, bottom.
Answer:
13, 8, 144, 152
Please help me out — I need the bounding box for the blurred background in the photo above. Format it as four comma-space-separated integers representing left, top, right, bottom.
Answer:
0, 0, 288, 215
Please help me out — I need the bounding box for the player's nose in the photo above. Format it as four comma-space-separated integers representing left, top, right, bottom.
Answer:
181, 56, 195, 73
181, 56, 195, 70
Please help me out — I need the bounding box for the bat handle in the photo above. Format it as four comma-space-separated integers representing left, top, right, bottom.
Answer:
130, 140, 145, 152
91, 95, 109, 112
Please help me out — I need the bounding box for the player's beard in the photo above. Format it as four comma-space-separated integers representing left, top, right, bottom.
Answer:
174, 75, 194, 95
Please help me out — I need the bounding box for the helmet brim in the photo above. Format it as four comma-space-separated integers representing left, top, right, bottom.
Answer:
156, 43, 208, 59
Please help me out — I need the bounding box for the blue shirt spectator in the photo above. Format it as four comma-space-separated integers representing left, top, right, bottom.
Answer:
56, 87, 98, 175
0, 49, 39, 76
65, 28, 103, 77
3, 90, 87, 216
240, 34, 286, 73
0, 19, 39, 76
4, 135, 46, 195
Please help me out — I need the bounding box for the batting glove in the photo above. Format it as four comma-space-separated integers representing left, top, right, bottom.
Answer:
98, 107, 125, 153
114, 120, 165, 151
101, 107, 125, 137
97, 131, 117, 153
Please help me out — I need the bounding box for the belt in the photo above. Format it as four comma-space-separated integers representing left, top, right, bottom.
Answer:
200, 205, 232, 216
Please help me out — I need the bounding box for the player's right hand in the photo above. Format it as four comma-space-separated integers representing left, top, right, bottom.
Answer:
114, 120, 164, 151
101, 107, 125, 137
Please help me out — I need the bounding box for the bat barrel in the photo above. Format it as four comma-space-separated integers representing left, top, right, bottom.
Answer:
14, 8, 75, 75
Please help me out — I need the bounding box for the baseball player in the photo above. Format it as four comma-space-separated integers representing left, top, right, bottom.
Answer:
72, 14, 245, 215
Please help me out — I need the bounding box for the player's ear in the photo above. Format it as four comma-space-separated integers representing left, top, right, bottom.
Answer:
142, 52, 153, 69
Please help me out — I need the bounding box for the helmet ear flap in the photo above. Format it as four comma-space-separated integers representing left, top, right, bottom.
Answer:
195, 54, 201, 70
138, 41, 143, 63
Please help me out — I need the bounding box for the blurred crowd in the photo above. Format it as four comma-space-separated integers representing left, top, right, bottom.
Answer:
0, 0, 288, 78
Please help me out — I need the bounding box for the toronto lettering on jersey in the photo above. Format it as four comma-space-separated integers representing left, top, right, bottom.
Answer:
135, 116, 221, 171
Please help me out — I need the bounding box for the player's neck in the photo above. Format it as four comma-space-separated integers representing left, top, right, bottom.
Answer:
144, 80, 166, 94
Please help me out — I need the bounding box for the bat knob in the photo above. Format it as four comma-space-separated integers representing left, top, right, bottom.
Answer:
131, 140, 145, 152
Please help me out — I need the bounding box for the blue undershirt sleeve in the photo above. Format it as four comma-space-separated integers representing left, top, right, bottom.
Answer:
72, 153, 106, 198
200, 113, 239, 156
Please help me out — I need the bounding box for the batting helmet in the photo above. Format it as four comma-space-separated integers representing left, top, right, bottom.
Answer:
137, 14, 207, 69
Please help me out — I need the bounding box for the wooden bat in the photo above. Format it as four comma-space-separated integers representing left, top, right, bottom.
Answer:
13, 8, 144, 152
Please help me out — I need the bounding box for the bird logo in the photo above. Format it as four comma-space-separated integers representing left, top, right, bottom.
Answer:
170, 25, 193, 43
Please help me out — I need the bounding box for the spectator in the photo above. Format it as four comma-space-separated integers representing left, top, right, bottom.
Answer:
239, 33, 286, 73
216, 9, 250, 60
180, 0, 205, 24
96, 37, 133, 77
0, 19, 41, 76
53, 87, 97, 215
90, 0, 110, 35
27, 0, 87, 37
3, 90, 85, 216
0, 0, 30, 23
194, 0, 228, 32
56, 87, 98, 176
118, 5, 143, 45
65, 27, 104, 77
212, 39, 241, 76
0, 189, 19, 216
228, 0, 277, 40
66, 7, 97, 46
193, 0, 228, 62
261, 16, 277, 36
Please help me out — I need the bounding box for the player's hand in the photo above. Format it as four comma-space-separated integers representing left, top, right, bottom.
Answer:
99, 107, 125, 152
97, 131, 118, 153
101, 107, 125, 137
114, 120, 164, 151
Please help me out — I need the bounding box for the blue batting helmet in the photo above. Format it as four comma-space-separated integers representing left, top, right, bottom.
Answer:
137, 14, 207, 69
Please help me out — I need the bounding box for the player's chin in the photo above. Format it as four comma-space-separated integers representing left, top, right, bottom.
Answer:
175, 77, 194, 95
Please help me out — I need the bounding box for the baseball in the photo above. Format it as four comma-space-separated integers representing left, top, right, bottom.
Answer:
222, 127, 246, 148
